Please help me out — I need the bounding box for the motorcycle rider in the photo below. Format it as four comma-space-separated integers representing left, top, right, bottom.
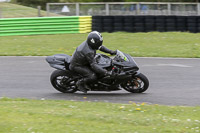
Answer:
69, 31, 117, 93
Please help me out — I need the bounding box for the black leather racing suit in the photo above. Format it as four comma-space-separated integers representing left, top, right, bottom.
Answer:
69, 41, 113, 84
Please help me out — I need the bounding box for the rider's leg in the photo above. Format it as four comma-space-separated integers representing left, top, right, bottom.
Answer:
70, 65, 97, 93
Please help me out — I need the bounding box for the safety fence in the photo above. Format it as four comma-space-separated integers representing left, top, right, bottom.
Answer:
92, 16, 200, 33
0, 16, 91, 36
47, 2, 200, 16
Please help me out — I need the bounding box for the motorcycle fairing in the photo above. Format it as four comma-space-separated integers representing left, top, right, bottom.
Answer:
46, 50, 138, 72
95, 53, 112, 68
46, 54, 71, 70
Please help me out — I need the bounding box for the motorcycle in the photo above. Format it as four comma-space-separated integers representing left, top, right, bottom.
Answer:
46, 50, 149, 93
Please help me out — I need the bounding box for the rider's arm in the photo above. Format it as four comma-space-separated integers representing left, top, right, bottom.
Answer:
85, 52, 107, 75
99, 45, 116, 55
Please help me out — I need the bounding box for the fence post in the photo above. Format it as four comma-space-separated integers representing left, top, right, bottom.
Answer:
76, 3, 80, 16
46, 3, 50, 16
197, 3, 200, 15
167, 3, 171, 15
136, 3, 140, 15
0, 8, 2, 18
106, 3, 109, 15
37, 6, 41, 17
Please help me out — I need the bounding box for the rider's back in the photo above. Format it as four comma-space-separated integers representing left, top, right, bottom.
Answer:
70, 41, 96, 67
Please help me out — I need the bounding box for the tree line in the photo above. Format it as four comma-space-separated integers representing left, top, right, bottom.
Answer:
14, 0, 200, 9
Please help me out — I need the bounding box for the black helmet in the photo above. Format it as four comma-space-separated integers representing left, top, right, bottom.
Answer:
87, 31, 103, 50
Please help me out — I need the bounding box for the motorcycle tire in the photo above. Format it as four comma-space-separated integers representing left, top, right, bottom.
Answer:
121, 73, 149, 93
50, 70, 77, 93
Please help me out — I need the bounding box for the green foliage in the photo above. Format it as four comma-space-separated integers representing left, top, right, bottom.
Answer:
13, 0, 199, 10
59, 0, 199, 2
125, 0, 198, 2
0, 3, 61, 18
15, 0, 125, 9
59, 0, 123, 2
0, 3, 52, 18
16, 0, 59, 9
59, 0, 200, 2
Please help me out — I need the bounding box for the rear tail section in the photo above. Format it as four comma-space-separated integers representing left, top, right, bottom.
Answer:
46, 54, 71, 70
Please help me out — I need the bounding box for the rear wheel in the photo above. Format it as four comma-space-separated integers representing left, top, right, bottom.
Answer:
121, 73, 149, 93
50, 70, 77, 93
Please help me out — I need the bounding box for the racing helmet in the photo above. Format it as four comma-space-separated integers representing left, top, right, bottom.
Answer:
87, 31, 103, 50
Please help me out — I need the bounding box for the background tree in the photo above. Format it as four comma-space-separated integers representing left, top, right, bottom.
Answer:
15, 0, 200, 10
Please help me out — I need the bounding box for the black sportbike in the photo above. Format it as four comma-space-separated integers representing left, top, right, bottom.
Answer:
46, 50, 149, 93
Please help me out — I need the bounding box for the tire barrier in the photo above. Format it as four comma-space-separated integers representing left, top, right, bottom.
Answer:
0, 16, 92, 36
92, 15, 200, 33
79, 16, 92, 33
2, 15, 200, 36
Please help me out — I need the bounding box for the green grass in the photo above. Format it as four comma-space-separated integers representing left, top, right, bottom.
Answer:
0, 3, 60, 18
0, 32, 200, 57
0, 98, 199, 133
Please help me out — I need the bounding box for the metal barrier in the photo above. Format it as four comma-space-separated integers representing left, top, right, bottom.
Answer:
47, 2, 200, 16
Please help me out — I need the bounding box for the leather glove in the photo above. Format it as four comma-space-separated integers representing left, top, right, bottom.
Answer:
110, 50, 117, 55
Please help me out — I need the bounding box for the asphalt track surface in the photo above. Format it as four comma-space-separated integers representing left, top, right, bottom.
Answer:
0, 56, 200, 106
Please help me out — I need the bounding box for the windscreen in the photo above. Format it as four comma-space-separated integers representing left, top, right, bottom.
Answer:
115, 50, 129, 62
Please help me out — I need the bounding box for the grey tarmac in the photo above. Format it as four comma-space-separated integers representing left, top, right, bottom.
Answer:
0, 56, 200, 106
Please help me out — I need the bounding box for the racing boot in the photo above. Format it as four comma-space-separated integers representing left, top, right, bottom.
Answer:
76, 79, 88, 94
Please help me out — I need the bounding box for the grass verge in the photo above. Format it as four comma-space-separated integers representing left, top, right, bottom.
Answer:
0, 3, 60, 18
0, 98, 199, 133
0, 32, 200, 57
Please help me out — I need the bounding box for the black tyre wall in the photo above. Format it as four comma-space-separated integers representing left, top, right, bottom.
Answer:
144, 16, 155, 32
92, 15, 200, 33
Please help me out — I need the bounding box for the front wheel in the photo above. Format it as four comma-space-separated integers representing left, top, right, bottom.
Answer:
121, 73, 149, 93
50, 70, 77, 93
